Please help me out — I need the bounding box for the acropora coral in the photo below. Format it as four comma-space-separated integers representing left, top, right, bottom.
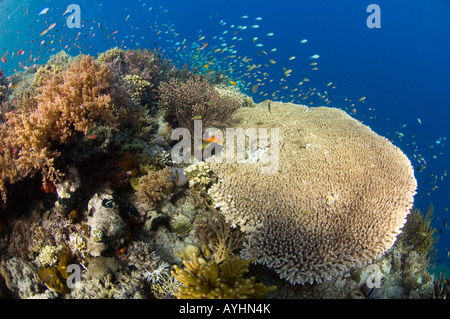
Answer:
171, 253, 276, 299
208, 101, 417, 285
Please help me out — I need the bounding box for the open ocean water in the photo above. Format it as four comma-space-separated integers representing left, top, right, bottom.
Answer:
0, 0, 449, 290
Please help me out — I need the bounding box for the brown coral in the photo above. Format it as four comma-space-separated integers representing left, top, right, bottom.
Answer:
0, 55, 116, 202
158, 78, 240, 135
136, 167, 173, 207
208, 101, 417, 285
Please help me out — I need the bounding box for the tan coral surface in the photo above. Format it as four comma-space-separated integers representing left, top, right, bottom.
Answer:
208, 101, 417, 284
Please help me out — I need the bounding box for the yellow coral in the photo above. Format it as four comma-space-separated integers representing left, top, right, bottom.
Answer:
96, 47, 126, 64
184, 161, 211, 192
171, 254, 276, 299
124, 74, 152, 101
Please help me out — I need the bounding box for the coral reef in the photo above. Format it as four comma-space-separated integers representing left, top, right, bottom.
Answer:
32, 50, 74, 89
171, 253, 277, 299
0, 55, 117, 202
396, 204, 437, 259
208, 101, 417, 285
0, 257, 56, 298
431, 272, 450, 299
158, 77, 240, 135
184, 161, 212, 193
124, 74, 152, 101
136, 166, 174, 208
0, 47, 437, 300
86, 192, 127, 257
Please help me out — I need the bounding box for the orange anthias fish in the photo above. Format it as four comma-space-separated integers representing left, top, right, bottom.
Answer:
1, 52, 8, 63
203, 136, 223, 144
199, 43, 208, 50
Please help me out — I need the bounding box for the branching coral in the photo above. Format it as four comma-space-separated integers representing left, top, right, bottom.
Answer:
124, 74, 152, 101
431, 272, 450, 299
0, 55, 117, 202
396, 204, 437, 259
171, 253, 276, 299
158, 78, 240, 135
194, 199, 245, 264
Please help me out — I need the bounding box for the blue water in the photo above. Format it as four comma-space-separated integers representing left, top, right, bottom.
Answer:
1, 0, 449, 266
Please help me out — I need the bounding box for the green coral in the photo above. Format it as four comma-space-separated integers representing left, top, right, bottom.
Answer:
123, 74, 152, 101
396, 203, 437, 258
96, 47, 126, 64
171, 253, 276, 299
32, 50, 74, 89
184, 161, 211, 193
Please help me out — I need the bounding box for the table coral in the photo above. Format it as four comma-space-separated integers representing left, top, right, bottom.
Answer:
208, 101, 417, 285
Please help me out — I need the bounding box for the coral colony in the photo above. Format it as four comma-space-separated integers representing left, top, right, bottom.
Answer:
0, 47, 442, 299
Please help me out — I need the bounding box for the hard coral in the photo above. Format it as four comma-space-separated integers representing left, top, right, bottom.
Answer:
396, 204, 437, 259
171, 253, 276, 299
208, 101, 417, 285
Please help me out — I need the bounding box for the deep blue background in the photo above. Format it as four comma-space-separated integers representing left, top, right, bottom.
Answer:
1, 0, 449, 266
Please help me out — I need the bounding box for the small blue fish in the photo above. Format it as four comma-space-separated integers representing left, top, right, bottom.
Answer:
38, 7, 49, 16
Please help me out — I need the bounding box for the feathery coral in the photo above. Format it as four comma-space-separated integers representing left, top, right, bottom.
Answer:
0, 55, 116, 202
158, 78, 240, 135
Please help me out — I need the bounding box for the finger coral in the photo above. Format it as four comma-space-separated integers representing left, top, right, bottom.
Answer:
171, 253, 276, 299
0, 55, 116, 202
208, 101, 418, 285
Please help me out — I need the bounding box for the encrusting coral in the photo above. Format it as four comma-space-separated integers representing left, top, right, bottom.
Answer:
171, 253, 276, 299
208, 101, 418, 285
184, 161, 212, 193
136, 167, 174, 207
